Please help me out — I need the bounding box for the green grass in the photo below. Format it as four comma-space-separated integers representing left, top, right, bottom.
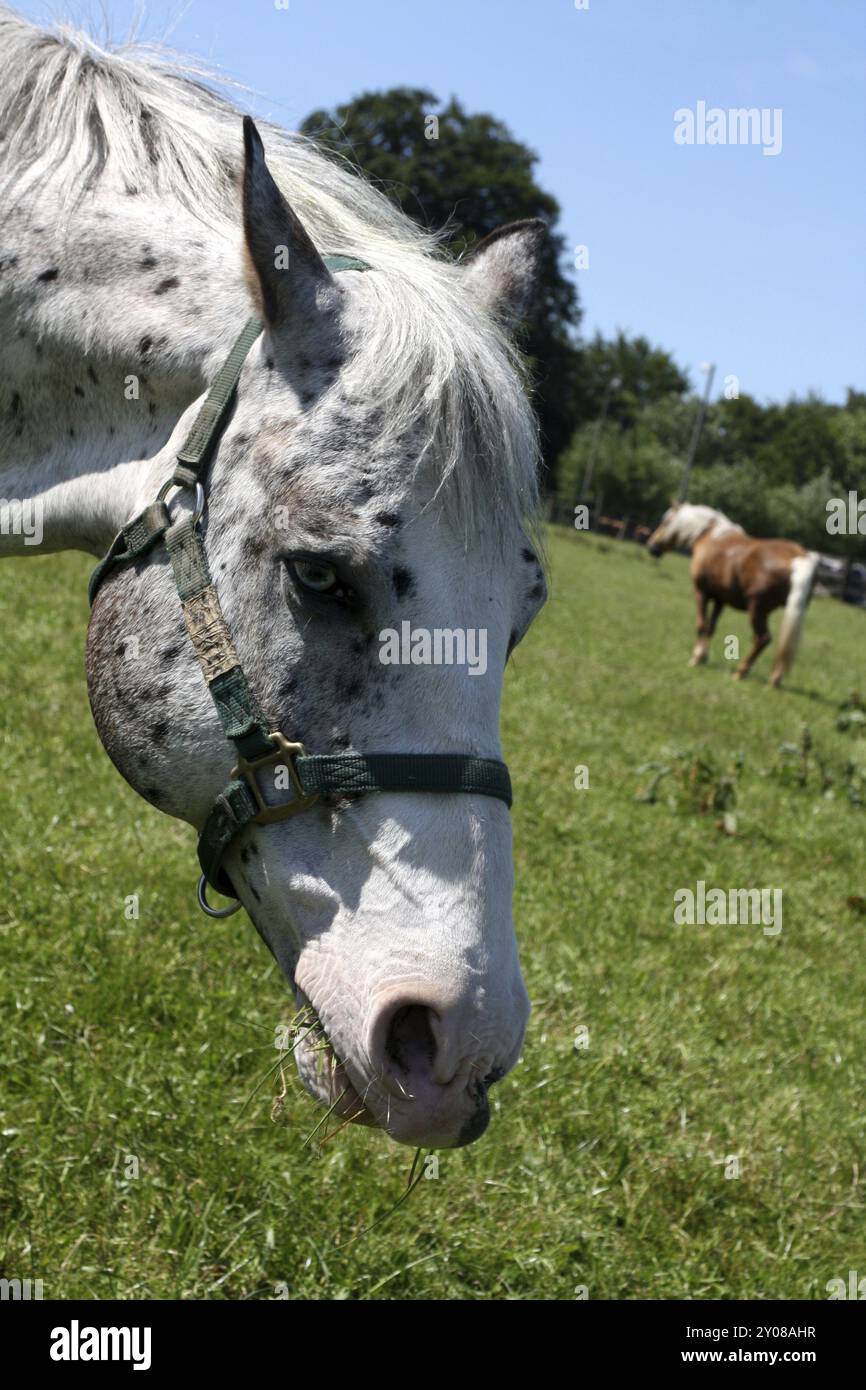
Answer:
1, 528, 865, 1300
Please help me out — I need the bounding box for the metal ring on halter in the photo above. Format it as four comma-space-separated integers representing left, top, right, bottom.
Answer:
157, 478, 205, 527
197, 874, 242, 918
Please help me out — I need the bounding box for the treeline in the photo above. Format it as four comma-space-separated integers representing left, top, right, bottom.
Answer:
302, 89, 864, 554
556, 339, 866, 556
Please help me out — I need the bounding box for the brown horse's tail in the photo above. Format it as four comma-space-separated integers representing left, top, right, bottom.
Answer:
776, 553, 819, 674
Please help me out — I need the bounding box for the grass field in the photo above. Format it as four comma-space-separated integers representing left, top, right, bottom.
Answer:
1, 527, 865, 1300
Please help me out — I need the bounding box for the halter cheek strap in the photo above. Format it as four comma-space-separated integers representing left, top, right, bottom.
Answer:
89, 255, 512, 914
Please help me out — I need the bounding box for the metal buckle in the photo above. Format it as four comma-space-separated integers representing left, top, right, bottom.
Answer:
157, 477, 205, 527
232, 732, 319, 824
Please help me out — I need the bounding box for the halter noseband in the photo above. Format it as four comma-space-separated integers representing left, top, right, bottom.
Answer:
89, 256, 512, 917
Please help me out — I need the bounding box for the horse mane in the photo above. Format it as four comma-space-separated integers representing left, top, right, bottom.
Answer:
0, 5, 540, 539
676, 504, 744, 545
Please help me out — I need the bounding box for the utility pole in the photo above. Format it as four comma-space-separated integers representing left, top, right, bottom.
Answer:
678, 362, 715, 501
580, 374, 621, 502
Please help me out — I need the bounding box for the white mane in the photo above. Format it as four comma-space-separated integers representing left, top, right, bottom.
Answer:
667, 503, 744, 547
0, 6, 539, 536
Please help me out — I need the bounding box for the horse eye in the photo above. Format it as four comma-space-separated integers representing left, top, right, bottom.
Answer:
291, 558, 339, 593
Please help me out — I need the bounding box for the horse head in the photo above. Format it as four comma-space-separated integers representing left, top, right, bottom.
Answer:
86, 120, 548, 1148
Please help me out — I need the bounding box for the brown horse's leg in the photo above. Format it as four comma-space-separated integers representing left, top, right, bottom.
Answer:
733, 600, 771, 680
689, 592, 720, 666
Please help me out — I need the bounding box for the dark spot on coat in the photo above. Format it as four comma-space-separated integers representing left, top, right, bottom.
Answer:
140, 256, 158, 270
74, 385, 85, 397
154, 276, 180, 295
36, 268, 59, 282
529, 582, 545, 600
243, 534, 267, 562
376, 512, 401, 528
522, 548, 536, 564
87, 365, 99, 385
392, 566, 414, 599
278, 675, 297, 704
507, 629, 518, 658
150, 720, 169, 742
160, 645, 181, 663
139, 336, 153, 356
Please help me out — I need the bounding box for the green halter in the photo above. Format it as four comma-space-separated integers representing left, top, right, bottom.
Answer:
89, 256, 512, 915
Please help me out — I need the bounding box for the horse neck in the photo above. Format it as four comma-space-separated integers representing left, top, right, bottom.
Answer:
0, 181, 251, 557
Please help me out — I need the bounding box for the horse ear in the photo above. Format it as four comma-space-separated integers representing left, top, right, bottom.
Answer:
241, 117, 333, 328
462, 219, 546, 332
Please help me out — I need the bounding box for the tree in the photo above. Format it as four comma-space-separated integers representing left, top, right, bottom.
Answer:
573, 331, 690, 430
299, 89, 582, 477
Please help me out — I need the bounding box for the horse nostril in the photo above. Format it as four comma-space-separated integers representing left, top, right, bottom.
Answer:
384, 1003, 437, 1078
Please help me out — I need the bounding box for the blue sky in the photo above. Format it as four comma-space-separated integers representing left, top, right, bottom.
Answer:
16, 0, 865, 403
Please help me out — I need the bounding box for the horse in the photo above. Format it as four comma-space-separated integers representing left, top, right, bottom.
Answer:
646, 503, 819, 686
0, 8, 550, 1148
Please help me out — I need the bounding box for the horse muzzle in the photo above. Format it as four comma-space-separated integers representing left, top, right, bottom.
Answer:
293, 973, 529, 1148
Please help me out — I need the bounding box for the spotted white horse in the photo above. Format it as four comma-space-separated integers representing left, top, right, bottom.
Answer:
0, 9, 549, 1147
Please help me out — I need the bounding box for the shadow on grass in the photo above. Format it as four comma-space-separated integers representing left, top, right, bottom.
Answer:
771, 683, 839, 709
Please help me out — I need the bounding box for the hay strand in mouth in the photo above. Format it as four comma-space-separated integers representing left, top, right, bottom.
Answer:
234, 1007, 321, 1124
270, 1060, 290, 1123
334, 1148, 427, 1249
302, 1088, 350, 1149
318, 1107, 369, 1146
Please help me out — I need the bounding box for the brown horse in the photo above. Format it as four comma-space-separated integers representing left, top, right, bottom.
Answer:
646, 503, 819, 686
